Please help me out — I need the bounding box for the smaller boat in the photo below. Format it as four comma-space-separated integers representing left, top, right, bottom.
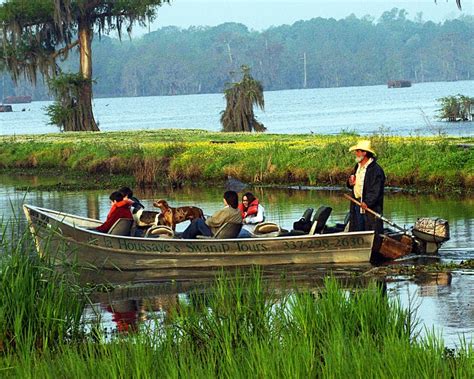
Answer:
387, 80, 412, 88
0, 105, 13, 113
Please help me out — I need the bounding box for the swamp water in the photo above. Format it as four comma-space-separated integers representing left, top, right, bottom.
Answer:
0, 174, 473, 347
2, 80, 474, 136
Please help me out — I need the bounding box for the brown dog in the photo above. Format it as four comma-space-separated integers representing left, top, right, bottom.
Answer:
153, 199, 205, 231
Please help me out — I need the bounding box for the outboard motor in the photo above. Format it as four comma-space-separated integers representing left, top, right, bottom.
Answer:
412, 218, 450, 254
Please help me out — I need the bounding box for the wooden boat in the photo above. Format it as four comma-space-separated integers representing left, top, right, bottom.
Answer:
23, 205, 375, 270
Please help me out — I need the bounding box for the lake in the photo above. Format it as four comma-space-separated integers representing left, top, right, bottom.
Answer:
2, 80, 474, 136
1, 174, 473, 347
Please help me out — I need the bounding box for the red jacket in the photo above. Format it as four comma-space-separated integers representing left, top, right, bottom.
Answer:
96, 201, 133, 233
238, 199, 259, 219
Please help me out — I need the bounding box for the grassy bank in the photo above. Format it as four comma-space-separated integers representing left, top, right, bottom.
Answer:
1, 229, 473, 377
1, 130, 473, 193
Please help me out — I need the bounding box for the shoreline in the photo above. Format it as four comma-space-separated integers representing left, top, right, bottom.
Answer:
1, 130, 473, 195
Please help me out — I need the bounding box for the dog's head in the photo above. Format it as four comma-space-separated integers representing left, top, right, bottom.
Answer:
153, 199, 169, 211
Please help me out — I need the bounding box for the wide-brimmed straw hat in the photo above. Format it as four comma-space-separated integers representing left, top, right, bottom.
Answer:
349, 140, 376, 156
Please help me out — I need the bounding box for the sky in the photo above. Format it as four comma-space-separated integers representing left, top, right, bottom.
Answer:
0, 0, 471, 35
140, 0, 473, 34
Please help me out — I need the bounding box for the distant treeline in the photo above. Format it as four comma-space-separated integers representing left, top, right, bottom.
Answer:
2, 9, 473, 99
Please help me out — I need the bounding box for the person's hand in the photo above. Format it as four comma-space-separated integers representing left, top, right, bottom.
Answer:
360, 202, 368, 210
349, 175, 356, 186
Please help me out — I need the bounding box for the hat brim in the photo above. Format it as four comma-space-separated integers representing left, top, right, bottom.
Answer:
349, 145, 377, 156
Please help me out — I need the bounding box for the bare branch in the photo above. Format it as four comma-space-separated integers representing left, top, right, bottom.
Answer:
51, 40, 79, 60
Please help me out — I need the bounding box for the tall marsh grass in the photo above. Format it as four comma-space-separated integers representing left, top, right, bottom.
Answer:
1, 130, 473, 192
0, 222, 86, 356
0, 237, 472, 379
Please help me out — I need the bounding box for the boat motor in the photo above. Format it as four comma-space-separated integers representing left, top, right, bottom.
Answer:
412, 218, 450, 254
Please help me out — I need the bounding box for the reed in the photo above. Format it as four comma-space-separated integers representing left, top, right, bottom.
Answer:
0, 222, 86, 357
0, 261, 472, 378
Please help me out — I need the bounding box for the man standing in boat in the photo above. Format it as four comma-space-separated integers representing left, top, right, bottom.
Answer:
347, 140, 386, 243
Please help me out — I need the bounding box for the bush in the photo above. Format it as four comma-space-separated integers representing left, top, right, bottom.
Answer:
437, 94, 474, 122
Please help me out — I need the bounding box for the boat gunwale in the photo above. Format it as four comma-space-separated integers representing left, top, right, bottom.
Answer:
23, 204, 375, 244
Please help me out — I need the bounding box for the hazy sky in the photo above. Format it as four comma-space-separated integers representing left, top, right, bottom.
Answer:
142, 0, 472, 33
0, 0, 470, 34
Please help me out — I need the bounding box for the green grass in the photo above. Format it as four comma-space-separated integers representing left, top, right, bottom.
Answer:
1, 130, 473, 193
0, 226, 472, 377
0, 221, 87, 357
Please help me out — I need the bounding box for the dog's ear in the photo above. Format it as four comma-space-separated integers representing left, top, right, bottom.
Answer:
153, 199, 168, 208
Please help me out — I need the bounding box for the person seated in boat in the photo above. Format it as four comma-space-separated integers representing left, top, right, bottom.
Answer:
238, 192, 265, 238
181, 191, 242, 239
119, 187, 144, 215
95, 192, 133, 233
347, 140, 386, 249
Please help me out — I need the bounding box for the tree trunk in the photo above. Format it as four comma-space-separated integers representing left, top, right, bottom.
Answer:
78, 19, 99, 132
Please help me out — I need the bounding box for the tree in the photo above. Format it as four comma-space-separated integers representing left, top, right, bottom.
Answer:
0, 0, 170, 131
437, 94, 474, 121
3, 8, 472, 101
221, 65, 266, 133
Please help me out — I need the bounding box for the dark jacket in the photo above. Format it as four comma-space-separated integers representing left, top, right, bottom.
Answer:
130, 196, 144, 215
347, 159, 386, 213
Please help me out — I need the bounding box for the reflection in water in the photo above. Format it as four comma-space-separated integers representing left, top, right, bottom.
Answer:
104, 300, 143, 334
389, 273, 474, 348
86, 193, 100, 220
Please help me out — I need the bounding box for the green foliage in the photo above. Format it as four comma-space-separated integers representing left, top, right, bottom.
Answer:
0, 223, 86, 356
0, 0, 171, 82
0, 267, 472, 377
221, 65, 266, 132
437, 94, 474, 122
0, 131, 473, 193
2, 12, 473, 99
45, 73, 96, 132
0, 0, 171, 131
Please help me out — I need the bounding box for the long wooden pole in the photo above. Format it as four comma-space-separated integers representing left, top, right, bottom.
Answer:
343, 194, 408, 233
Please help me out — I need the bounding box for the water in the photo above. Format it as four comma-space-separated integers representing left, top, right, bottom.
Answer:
1, 175, 473, 347
2, 80, 474, 136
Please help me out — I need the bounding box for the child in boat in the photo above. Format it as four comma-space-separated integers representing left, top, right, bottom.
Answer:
238, 192, 265, 238
95, 192, 133, 233
181, 191, 242, 239
119, 187, 144, 215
